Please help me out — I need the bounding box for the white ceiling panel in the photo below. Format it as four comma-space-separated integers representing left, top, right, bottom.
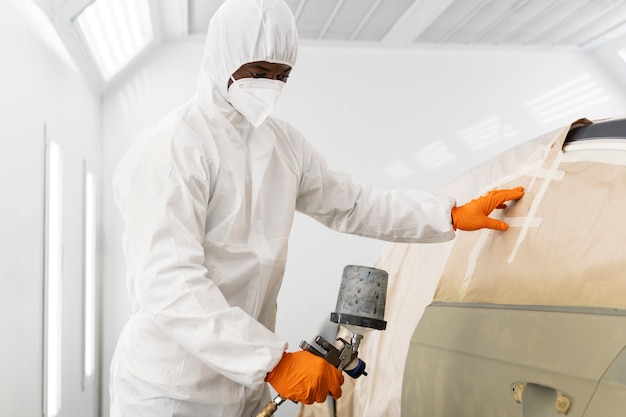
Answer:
503, 0, 601, 45
445, 0, 523, 44
321, 0, 377, 41
549, 1, 626, 45
418, 0, 495, 44
354, 0, 413, 42
467, 0, 570, 45
293, 0, 336, 38
173, 0, 626, 49
414, 0, 626, 47
36, 0, 626, 92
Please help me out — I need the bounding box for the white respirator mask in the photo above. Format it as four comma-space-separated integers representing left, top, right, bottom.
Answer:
227, 76, 285, 127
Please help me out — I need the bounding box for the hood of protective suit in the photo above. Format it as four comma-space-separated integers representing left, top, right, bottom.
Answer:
198, 0, 298, 105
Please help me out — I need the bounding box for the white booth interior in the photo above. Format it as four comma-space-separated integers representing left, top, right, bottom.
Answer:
3, 1, 626, 416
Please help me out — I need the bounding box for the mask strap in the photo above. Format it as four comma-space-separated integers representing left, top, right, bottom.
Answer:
228, 76, 237, 93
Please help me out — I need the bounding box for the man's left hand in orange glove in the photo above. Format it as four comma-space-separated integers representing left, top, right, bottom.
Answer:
451, 187, 524, 231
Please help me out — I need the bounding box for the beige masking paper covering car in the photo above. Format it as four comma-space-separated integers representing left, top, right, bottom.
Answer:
298, 116, 626, 417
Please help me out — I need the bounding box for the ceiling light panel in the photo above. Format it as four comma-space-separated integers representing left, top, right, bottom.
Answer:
75, 0, 153, 81
354, 0, 413, 42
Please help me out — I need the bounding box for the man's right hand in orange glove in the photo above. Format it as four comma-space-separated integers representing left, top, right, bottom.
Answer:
451, 187, 524, 231
265, 350, 344, 404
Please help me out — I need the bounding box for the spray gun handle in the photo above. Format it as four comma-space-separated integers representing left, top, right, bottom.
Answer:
299, 337, 367, 378
254, 334, 368, 417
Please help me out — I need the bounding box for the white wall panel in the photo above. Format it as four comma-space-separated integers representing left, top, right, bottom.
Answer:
0, 2, 101, 417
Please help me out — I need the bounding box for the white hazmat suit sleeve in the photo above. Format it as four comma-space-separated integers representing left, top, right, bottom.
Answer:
113, 124, 287, 389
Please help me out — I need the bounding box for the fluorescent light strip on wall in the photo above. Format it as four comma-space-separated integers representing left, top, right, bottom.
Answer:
75, 0, 153, 81
84, 169, 96, 379
45, 140, 63, 417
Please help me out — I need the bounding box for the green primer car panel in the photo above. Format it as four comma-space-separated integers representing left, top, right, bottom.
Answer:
402, 303, 626, 417
585, 345, 626, 415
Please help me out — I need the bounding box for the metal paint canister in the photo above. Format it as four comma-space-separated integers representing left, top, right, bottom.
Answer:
330, 265, 388, 331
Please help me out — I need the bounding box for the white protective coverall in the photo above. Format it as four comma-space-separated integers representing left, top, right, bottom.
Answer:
109, 0, 456, 416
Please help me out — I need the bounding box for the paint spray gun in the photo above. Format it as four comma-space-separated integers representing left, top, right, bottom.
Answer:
256, 265, 388, 417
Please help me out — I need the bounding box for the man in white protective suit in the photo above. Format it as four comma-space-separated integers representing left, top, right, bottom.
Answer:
109, 0, 524, 416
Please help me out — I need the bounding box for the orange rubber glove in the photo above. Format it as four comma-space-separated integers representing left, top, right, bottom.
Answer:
451, 187, 524, 231
265, 351, 344, 404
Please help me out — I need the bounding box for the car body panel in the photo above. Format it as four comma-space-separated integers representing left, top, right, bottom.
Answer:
403, 303, 626, 417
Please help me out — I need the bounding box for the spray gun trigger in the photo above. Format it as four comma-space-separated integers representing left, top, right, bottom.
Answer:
299, 340, 324, 358
299, 337, 341, 368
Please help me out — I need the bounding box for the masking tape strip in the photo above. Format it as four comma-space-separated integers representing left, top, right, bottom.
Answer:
480, 160, 562, 199
460, 229, 491, 298
480, 160, 542, 196
520, 166, 565, 181
507, 150, 564, 264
